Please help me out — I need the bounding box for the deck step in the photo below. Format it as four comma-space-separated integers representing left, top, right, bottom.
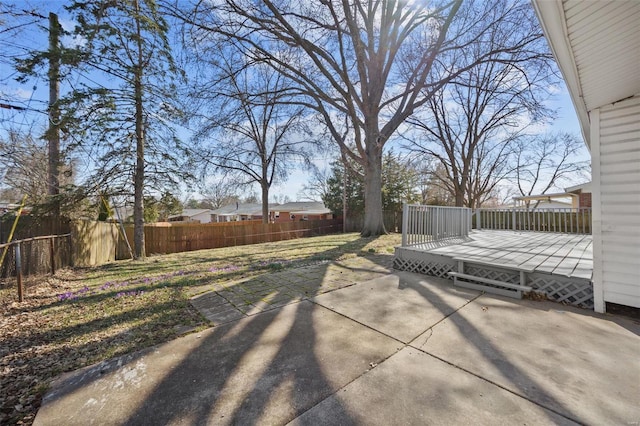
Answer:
448, 272, 532, 299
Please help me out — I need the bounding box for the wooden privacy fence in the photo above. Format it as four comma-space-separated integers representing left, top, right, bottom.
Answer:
0, 220, 119, 276
0, 234, 72, 301
1, 220, 119, 300
0, 216, 70, 243
0, 234, 72, 279
473, 208, 592, 234
71, 220, 120, 266
118, 218, 344, 257
1, 218, 343, 294
343, 210, 403, 233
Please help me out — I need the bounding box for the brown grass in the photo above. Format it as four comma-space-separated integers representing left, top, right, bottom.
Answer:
0, 232, 400, 425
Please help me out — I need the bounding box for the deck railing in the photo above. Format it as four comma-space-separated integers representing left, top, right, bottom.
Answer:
474, 208, 592, 234
401, 204, 472, 247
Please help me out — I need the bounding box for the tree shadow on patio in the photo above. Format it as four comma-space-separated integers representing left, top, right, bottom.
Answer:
404, 277, 619, 425
34, 238, 398, 425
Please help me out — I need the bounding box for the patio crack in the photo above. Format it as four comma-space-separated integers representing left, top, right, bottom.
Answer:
411, 293, 483, 350
418, 329, 432, 347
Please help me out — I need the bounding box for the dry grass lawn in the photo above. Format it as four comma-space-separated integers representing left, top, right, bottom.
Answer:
0, 232, 400, 425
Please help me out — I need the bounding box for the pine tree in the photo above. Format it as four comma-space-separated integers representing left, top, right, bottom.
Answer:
64, 0, 187, 258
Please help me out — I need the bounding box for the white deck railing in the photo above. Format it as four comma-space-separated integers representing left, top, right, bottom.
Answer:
474, 208, 592, 234
401, 204, 472, 247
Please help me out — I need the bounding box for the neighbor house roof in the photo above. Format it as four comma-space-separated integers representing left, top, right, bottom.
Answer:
513, 192, 577, 202
565, 181, 592, 194
532, 1, 640, 147
0, 202, 20, 210
271, 202, 332, 215
211, 203, 278, 217
168, 209, 211, 219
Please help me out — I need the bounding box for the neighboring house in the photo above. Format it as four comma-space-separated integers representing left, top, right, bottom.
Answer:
565, 181, 592, 210
510, 181, 593, 210
210, 201, 334, 222
534, 1, 640, 312
270, 202, 333, 222
168, 209, 212, 223
511, 193, 576, 210
210, 203, 275, 222
0, 202, 20, 215
0, 201, 31, 217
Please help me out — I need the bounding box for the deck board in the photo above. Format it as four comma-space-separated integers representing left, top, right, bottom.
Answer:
551, 236, 592, 277
410, 230, 593, 280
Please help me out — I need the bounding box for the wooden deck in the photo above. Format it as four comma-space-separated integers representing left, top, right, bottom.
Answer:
404, 230, 593, 280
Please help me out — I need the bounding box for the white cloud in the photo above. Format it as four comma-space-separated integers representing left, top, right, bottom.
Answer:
0, 86, 35, 101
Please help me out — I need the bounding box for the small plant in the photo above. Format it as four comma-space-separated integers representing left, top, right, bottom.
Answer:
267, 262, 285, 271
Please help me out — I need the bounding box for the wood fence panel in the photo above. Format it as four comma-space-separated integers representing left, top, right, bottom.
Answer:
71, 220, 119, 266
0, 235, 72, 279
115, 219, 342, 258
343, 210, 402, 233
0, 216, 71, 244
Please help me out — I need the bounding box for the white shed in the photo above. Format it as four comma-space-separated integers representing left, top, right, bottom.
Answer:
533, 0, 640, 312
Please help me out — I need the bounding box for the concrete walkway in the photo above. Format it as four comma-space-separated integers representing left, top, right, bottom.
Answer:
34, 256, 640, 425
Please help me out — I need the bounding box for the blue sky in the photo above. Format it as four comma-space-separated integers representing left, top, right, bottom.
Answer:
1, 1, 591, 203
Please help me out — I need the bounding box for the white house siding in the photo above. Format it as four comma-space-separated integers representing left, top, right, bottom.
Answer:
192, 211, 212, 223
564, 0, 640, 115
592, 96, 640, 310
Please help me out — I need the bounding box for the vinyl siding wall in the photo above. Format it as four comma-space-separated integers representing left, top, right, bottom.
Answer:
592, 95, 640, 310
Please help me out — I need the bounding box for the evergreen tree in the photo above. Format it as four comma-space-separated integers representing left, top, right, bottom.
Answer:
63, 0, 188, 258
321, 152, 420, 217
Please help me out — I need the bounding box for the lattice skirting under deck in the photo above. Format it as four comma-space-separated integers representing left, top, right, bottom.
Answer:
527, 272, 593, 309
393, 248, 456, 278
394, 247, 594, 309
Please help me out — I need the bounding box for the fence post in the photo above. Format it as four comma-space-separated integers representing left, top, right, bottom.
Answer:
512, 209, 516, 231
49, 237, 56, 275
476, 209, 481, 230
401, 203, 408, 247
15, 243, 23, 302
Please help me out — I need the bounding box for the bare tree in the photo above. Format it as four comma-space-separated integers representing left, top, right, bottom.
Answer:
0, 130, 48, 206
197, 171, 243, 209
405, 0, 555, 208
298, 167, 331, 202
175, 0, 552, 235
413, 161, 456, 206
191, 50, 313, 223
271, 194, 292, 204
514, 132, 590, 206
0, 129, 90, 218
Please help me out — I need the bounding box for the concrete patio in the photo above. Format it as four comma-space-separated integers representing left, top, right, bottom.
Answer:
34, 258, 640, 425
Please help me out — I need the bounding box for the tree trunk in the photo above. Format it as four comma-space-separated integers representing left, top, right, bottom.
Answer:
133, 92, 145, 259
454, 173, 467, 207
48, 12, 61, 231
455, 190, 464, 207
133, 0, 145, 259
261, 182, 269, 224
361, 150, 386, 237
